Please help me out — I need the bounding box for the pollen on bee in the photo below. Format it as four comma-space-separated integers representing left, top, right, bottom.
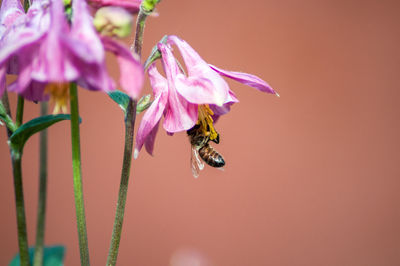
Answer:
197, 105, 218, 141
44, 83, 70, 114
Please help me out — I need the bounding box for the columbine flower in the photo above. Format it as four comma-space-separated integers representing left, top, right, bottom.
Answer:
134, 35, 278, 158
0, 0, 143, 112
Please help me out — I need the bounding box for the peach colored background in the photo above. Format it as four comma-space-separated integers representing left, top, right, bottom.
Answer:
1, 0, 400, 265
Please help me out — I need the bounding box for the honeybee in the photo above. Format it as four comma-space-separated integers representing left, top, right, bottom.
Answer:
187, 124, 225, 178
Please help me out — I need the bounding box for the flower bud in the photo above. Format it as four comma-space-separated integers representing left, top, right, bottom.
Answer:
136, 94, 153, 113
93, 6, 133, 38
141, 0, 161, 13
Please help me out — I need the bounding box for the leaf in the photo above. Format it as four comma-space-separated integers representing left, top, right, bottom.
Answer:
108, 91, 153, 114
9, 114, 73, 153
9, 245, 65, 266
108, 90, 130, 112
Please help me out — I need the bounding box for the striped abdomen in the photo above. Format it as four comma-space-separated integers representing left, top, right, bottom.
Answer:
198, 144, 225, 168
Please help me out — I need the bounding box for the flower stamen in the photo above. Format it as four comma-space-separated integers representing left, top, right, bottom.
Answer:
197, 105, 218, 141
44, 83, 70, 114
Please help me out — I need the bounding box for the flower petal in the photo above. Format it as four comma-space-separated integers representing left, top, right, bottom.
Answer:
158, 43, 198, 132
9, 80, 48, 102
29, 0, 77, 82
209, 90, 239, 122
209, 64, 277, 95
166, 35, 229, 106
162, 91, 198, 133
88, 0, 141, 13
102, 36, 144, 98
0, 0, 24, 32
134, 64, 168, 157
68, 0, 105, 64
0, 66, 5, 98
144, 120, 160, 156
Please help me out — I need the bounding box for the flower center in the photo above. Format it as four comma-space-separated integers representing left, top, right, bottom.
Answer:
197, 104, 218, 141
44, 83, 69, 114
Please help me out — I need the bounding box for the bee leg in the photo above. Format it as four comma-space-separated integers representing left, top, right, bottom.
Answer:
211, 133, 220, 144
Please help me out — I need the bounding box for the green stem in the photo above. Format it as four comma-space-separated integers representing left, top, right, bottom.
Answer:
16, 95, 24, 127
3, 91, 29, 265
131, 10, 148, 57
106, 8, 148, 266
69, 83, 90, 266
33, 102, 48, 266
11, 151, 30, 266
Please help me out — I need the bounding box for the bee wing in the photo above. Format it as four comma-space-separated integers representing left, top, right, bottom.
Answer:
191, 146, 204, 178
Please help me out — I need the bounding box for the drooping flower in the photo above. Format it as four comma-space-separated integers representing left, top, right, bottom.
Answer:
134, 35, 277, 158
0, 0, 143, 111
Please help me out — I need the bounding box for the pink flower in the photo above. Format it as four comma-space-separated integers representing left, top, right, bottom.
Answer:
134, 35, 277, 158
0, 0, 143, 112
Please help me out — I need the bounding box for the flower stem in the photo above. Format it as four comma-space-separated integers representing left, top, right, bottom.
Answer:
131, 9, 148, 57
3, 91, 30, 265
16, 95, 24, 127
11, 151, 30, 266
2, 88, 29, 265
106, 8, 148, 266
69, 83, 90, 266
33, 102, 48, 266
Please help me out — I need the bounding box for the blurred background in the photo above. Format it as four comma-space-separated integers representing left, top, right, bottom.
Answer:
1, 0, 400, 265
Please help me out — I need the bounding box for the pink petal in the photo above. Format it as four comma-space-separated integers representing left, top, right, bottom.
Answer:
174, 75, 227, 105
0, 66, 5, 98
209, 64, 277, 95
0, 0, 24, 29
88, 0, 141, 13
69, 0, 104, 63
162, 90, 198, 133
166, 35, 229, 106
9, 80, 48, 102
102, 36, 144, 98
134, 64, 168, 157
144, 120, 160, 155
157, 43, 198, 132
209, 90, 239, 122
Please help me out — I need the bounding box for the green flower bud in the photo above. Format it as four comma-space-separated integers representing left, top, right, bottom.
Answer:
136, 94, 153, 113
93, 7, 133, 38
141, 0, 161, 13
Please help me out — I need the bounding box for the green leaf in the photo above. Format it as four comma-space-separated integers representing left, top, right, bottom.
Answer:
108, 90, 153, 114
9, 114, 73, 153
9, 245, 65, 266
108, 90, 130, 112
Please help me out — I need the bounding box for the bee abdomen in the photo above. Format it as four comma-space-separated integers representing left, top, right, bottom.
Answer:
199, 145, 225, 168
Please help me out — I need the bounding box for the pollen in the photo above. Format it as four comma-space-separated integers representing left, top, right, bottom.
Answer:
44, 83, 69, 114
198, 105, 218, 141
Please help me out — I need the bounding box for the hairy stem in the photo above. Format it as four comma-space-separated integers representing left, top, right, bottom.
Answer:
70, 83, 90, 266
33, 102, 48, 266
106, 8, 148, 266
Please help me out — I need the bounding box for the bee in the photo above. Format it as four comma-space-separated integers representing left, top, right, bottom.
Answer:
187, 124, 225, 178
